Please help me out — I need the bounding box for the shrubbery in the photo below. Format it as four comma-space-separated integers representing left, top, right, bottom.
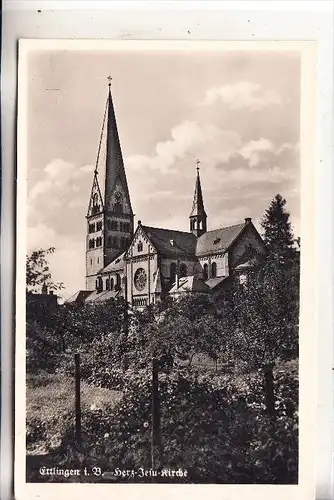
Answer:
26, 193, 300, 484
27, 363, 298, 484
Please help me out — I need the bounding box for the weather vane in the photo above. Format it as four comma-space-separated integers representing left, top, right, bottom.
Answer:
196, 159, 201, 172
107, 76, 112, 87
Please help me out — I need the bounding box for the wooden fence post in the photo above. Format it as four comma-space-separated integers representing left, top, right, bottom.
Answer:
151, 357, 160, 470
74, 353, 82, 443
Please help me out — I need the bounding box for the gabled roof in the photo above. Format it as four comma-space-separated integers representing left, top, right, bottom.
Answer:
85, 288, 122, 303
101, 252, 125, 273
205, 276, 228, 290
65, 290, 92, 304
196, 222, 246, 257
234, 256, 262, 271
141, 225, 197, 259
169, 275, 211, 294
87, 172, 104, 217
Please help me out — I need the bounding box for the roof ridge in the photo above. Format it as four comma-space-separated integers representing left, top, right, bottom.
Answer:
142, 225, 194, 236
205, 221, 246, 233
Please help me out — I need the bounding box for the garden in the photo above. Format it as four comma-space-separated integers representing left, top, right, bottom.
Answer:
26, 194, 300, 484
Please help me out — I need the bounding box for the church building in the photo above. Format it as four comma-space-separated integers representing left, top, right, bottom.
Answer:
67, 83, 266, 307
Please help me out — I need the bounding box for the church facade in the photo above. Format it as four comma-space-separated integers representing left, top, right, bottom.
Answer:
67, 84, 266, 307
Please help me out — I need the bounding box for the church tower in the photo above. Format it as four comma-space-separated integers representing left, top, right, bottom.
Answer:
86, 80, 134, 290
189, 160, 207, 237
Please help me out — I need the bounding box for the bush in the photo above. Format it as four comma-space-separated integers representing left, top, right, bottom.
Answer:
34, 364, 297, 484
87, 366, 125, 390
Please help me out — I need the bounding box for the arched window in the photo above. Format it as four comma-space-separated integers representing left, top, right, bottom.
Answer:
180, 263, 187, 277
170, 262, 177, 282
211, 262, 217, 278
115, 274, 121, 290
137, 241, 143, 252
89, 239, 95, 249
114, 202, 123, 214
203, 263, 208, 281
96, 276, 103, 293
106, 278, 110, 291
110, 277, 114, 290
113, 237, 118, 248
92, 193, 100, 214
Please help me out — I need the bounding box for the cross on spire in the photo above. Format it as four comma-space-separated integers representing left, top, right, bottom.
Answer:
196, 159, 201, 173
107, 75, 112, 88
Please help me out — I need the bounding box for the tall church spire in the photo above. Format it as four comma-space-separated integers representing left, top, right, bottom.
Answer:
85, 79, 134, 290
104, 78, 133, 215
189, 160, 207, 237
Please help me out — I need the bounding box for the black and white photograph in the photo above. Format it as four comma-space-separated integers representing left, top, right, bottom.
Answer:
16, 39, 317, 491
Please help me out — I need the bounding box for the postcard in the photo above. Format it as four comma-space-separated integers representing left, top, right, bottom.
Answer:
16, 39, 317, 500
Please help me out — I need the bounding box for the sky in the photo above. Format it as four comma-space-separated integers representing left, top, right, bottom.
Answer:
26, 48, 301, 298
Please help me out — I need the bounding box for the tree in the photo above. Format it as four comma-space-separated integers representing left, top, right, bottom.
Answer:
261, 194, 298, 266
26, 247, 64, 292
225, 195, 299, 420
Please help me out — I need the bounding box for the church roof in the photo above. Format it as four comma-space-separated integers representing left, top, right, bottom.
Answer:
85, 288, 122, 303
205, 276, 228, 289
65, 290, 92, 304
196, 222, 246, 257
142, 225, 197, 259
234, 256, 262, 271
101, 252, 125, 273
169, 275, 211, 294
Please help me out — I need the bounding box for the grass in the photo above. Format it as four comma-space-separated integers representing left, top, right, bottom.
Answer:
26, 372, 122, 454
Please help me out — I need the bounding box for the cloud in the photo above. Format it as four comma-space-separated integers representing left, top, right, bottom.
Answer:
27, 158, 94, 229
275, 142, 299, 156
27, 224, 58, 252
27, 223, 85, 299
126, 121, 242, 175
202, 81, 282, 110
239, 138, 275, 167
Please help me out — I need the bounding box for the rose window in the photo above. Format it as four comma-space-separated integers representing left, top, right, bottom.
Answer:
134, 268, 147, 291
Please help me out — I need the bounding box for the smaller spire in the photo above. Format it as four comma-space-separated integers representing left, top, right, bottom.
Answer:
190, 160, 206, 218
189, 159, 207, 237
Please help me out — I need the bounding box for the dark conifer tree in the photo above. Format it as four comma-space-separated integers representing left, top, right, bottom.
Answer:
261, 194, 297, 265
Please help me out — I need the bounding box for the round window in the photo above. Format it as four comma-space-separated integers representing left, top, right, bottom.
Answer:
134, 268, 147, 291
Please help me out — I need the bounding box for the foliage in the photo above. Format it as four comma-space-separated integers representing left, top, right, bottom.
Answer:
25, 194, 300, 484
261, 194, 298, 265
27, 364, 298, 484
26, 372, 121, 455
26, 298, 130, 375
26, 247, 64, 292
